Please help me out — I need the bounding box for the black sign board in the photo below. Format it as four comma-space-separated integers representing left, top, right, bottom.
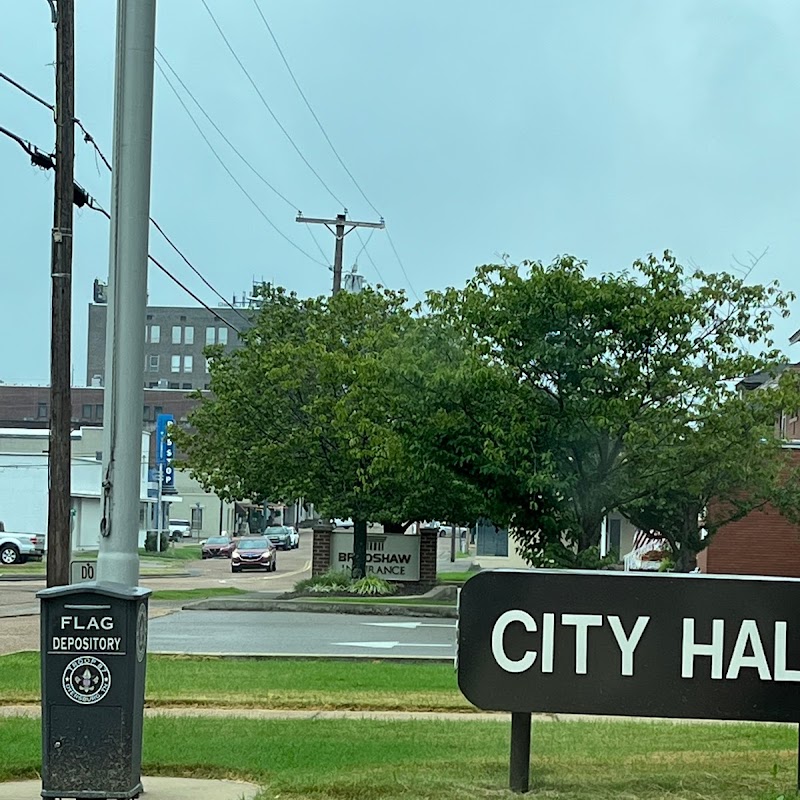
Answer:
458, 569, 800, 723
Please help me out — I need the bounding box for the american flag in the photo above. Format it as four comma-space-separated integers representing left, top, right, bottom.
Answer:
631, 529, 666, 553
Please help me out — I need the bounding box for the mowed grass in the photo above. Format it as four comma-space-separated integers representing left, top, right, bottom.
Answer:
297, 596, 454, 607
2, 715, 798, 799
0, 652, 469, 711
149, 587, 250, 601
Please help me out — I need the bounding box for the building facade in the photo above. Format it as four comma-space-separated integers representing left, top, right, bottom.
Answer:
86, 302, 252, 389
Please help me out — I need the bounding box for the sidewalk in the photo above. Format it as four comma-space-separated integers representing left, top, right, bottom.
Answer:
0, 776, 259, 800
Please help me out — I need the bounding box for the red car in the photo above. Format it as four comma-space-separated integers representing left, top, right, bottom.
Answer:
231, 537, 277, 573
201, 536, 236, 559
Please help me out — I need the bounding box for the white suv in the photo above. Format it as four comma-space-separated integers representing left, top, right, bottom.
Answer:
168, 519, 192, 540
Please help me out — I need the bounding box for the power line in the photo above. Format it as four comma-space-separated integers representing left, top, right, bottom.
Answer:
354, 229, 387, 286
0, 69, 111, 170
2, 70, 253, 320
200, 0, 346, 209
304, 223, 332, 266
238, 13, 422, 302
3, 119, 247, 336
250, 0, 378, 218
89, 202, 247, 336
385, 226, 421, 303
155, 59, 329, 269
154, 47, 298, 213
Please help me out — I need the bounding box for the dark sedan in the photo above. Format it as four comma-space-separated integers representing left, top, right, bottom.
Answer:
201, 536, 235, 559
231, 536, 277, 573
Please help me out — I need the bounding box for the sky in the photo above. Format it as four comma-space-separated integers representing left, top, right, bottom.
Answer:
1, 0, 799, 385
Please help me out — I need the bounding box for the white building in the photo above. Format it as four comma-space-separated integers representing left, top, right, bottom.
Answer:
0, 427, 151, 551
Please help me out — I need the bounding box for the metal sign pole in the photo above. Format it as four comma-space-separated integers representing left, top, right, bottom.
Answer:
509, 712, 531, 793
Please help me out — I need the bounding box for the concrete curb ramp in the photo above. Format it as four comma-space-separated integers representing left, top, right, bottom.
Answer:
0, 776, 259, 800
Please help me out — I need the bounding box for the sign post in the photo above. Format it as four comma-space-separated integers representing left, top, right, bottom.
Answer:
154, 414, 174, 552
458, 569, 800, 793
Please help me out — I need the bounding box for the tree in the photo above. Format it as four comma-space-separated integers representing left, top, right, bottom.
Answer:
622, 374, 800, 571
175, 285, 480, 578
424, 252, 795, 562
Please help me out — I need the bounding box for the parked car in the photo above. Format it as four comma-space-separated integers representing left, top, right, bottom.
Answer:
231, 536, 277, 573
264, 525, 295, 550
168, 519, 192, 541
201, 535, 235, 559
0, 526, 46, 565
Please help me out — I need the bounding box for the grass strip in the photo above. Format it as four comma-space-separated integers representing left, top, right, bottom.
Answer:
436, 571, 476, 583
2, 715, 798, 799
295, 596, 454, 606
150, 588, 250, 601
0, 653, 469, 711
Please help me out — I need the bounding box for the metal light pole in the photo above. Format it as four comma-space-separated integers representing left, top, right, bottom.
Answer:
97, 0, 157, 586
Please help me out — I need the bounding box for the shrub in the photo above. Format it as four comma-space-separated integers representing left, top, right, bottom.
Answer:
349, 576, 395, 596
294, 568, 352, 594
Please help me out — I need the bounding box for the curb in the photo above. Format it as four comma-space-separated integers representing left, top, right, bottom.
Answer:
182, 598, 457, 618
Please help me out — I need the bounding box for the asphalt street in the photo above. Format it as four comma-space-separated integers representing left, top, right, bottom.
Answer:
148, 610, 458, 658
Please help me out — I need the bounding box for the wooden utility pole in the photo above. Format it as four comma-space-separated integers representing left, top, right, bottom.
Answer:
296, 213, 384, 295
47, 0, 75, 588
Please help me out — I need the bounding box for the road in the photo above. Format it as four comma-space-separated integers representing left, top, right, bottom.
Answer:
148, 610, 457, 658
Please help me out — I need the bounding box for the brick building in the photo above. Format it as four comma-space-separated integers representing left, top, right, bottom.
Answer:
86, 301, 253, 390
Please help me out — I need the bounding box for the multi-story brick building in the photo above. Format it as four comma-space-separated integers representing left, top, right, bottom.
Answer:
86, 300, 253, 390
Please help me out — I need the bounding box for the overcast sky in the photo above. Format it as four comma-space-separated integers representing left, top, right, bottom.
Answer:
1, 0, 799, 385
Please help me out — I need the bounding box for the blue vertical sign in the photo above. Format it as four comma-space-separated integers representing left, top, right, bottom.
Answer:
156, 413, 175, 488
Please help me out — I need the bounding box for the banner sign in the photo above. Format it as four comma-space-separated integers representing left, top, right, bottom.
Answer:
457, 569, 800, 722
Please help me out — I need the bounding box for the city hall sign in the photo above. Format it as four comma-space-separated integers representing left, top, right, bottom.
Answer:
458, 569, 800, 722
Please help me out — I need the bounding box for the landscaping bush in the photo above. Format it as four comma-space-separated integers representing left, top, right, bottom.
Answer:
349, 576, 395, 596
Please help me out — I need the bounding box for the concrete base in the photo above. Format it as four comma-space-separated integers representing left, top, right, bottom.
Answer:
0, 776, 259, 800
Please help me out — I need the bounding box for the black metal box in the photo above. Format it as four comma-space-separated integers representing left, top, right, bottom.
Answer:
37, 583, 151, 799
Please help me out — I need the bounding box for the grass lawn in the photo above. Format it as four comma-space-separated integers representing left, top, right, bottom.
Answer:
2, 715, 798, 799
437, 571, 477, 583
0, 653, 469, 711
139, 546, 202, 561
150, 587, 251, 601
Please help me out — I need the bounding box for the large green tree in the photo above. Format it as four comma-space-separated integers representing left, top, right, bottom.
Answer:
175, 285, 480, 577
423, 252, 795, 562
622, 374, 800, 571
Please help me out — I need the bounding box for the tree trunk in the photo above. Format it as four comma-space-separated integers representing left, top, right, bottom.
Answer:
352, 519, 368, 579
674, 546, 696, 573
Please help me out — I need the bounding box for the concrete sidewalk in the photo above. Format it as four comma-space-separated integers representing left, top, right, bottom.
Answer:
0, 776, 259, 800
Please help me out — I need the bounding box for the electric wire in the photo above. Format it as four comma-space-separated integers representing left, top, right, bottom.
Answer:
90, 202, 247, 336
155, 60, 328, 268
1, 70, 257, 319
200, 0, 346, 209
2, 119, 247, 335
242, 10, 422, 301
250, 0, 378, 217
354, 228, 388, 286
155, 47, 298, 213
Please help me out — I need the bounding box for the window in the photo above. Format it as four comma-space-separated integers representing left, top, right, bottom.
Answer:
172, 326, 182, 344
37, 402, 48, 419
185, 326, 194, 345
150, 325, 160, 343
204, 357, 213, 374
184, 355, 193, 373
609, 518, 622, 557
95, 404, 104, 421
148, 382, 158, 388
205, 327, 215, 345
182, 382, 192, 390
82, 404, 92, 419
168, 382, 180, 389
171, 355, 180, 373
154, 406, 163, 417
143, 405, 151, 422
148, 355, 159, 372
218, 327, 228, 345
191, 506, 203, 531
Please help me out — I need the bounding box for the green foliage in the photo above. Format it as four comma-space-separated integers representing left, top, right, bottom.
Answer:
348, 576, 396, 596
175, 285, 479, 531
423, 251, 796, 562
293, 568, 352, 594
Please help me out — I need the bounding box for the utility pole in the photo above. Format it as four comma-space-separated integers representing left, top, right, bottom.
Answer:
296, 213, 384, 296
97, 0, 157, 587
47, 0, 75, 588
